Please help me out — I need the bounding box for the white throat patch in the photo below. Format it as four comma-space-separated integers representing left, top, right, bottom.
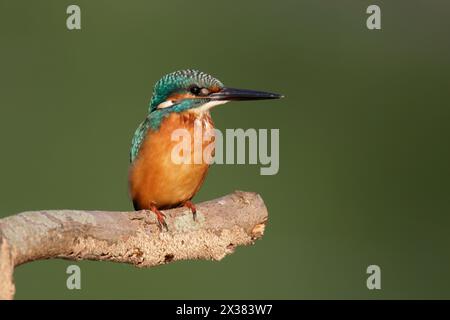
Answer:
157, 99, 229, 113
192, 100, 229, 114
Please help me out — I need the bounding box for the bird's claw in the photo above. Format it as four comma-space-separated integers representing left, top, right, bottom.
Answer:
157, 216, 168, 231
184, 201, 197, 222
149, 206, 169, 231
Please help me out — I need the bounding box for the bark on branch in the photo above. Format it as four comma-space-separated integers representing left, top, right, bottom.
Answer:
0, 191, 268, 300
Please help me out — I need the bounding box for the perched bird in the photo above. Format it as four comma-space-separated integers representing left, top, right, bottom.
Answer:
129, 69, 282, 229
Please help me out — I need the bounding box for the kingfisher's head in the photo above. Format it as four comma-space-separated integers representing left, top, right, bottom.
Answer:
149, 69, 283, 114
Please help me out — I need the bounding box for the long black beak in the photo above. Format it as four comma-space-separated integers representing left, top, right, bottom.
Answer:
209, 87, 284, 101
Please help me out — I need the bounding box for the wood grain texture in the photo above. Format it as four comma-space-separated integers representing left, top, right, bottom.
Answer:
0, 191, 268, 300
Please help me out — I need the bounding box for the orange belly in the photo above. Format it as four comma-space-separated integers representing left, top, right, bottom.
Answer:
129, 111, 215, 210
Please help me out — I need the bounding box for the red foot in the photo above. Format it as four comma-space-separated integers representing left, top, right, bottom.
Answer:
184, 201, 197, 221
149, 204, 168, 231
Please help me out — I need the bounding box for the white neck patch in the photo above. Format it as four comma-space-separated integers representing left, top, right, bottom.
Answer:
156, 100, 175, 109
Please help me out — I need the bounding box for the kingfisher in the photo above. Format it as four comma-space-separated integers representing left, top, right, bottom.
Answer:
129, 69, 282, 230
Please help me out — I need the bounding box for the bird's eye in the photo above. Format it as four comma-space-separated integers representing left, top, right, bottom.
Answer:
190, 86, 201, 95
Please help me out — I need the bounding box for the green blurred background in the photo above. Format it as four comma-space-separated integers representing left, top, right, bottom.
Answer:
1, 0, 450, 299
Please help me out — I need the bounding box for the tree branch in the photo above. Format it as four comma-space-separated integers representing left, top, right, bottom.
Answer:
0, 191, 268, 300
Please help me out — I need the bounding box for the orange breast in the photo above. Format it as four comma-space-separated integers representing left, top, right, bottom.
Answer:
129, 111, 215, 210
